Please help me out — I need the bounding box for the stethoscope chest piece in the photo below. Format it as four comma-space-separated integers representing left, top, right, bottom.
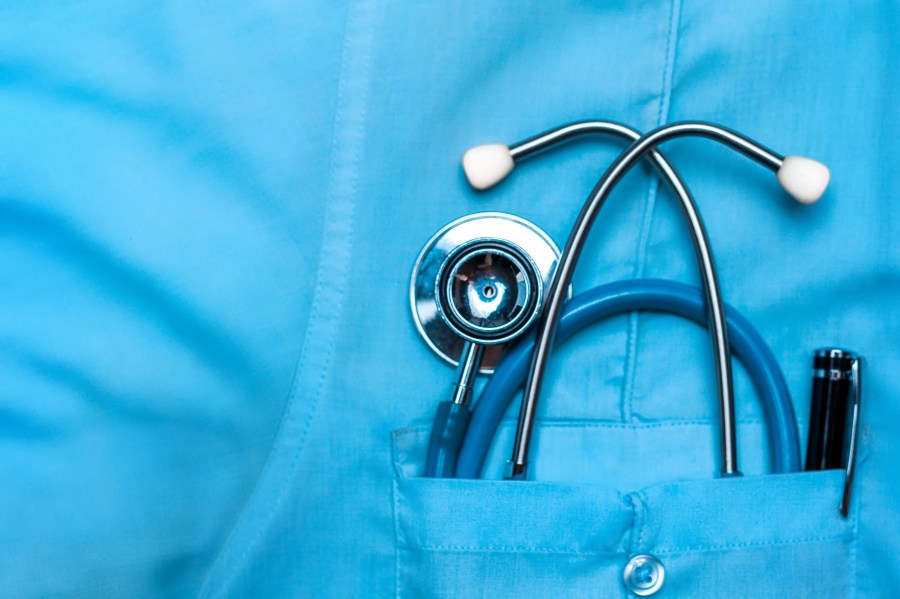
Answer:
410, 212, 561, 372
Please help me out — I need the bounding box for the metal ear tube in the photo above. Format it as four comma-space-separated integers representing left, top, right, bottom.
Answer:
492, 122, 827, 480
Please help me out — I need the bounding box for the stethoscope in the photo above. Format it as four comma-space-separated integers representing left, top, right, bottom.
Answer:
410, 120, 830, 480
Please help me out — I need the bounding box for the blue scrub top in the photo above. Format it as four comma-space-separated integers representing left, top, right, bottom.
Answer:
0, 2, 897, 596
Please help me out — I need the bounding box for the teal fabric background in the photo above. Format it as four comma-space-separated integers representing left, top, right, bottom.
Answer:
0, 1, 896, 597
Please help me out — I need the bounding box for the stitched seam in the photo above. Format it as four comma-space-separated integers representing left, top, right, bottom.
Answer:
851, 498, 859, 599
522, 419, 763, 429
393, 477, 402, 599
220, 35, 363, 595
393, 418, 767, 440
396, 544, 622, 557
390, 430, 407, 478
636, 491, 648, 554
849, 435, 863, 599
625, 492, 646, 555
652, 532, 855, 556
197, 1, 372, 595
397, 533, 853, 556
626, 494, 637, 553
621, 0, 683, 424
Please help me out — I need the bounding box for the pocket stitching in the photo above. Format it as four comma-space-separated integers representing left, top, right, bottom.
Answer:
397, 544, 622, 557
651, 531, 856, 556
393, 477, 402, 599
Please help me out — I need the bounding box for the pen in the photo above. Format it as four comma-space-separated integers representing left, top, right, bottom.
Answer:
805, 347, 862, 517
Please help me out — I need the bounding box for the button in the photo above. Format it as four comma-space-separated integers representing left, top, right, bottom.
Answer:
623, 554, 665, 596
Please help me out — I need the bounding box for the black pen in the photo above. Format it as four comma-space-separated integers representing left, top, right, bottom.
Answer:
805, 347, 862, 517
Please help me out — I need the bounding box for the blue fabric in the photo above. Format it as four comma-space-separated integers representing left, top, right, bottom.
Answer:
0, 1, 897, 597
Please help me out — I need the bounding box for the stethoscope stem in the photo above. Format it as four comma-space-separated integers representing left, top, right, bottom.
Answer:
451, 342, 486, 406
424, 342, 486, 477
508, 122, 786, 480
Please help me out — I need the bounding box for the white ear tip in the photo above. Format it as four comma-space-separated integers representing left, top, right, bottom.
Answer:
462, 143, 514, 190
776, 155, 830, 205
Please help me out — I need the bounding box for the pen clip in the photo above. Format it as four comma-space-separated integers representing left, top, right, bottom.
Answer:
840, 357, 862, 518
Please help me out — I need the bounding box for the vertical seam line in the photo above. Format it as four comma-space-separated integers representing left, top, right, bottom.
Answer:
849, 437, 862, 599
196, 0, 374, 595
621, 0, 683, 423
625, 491, 647, 556
393, 478, 402, 599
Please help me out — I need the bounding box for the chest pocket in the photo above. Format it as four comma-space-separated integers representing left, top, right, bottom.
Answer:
391, 426, 857, 598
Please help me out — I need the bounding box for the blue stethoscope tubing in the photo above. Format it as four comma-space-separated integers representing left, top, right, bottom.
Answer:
452, 278, 802, 479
